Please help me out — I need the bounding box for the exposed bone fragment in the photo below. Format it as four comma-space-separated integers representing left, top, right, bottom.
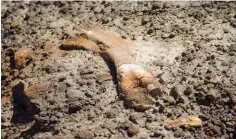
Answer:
1, 96, 10, 105
14, 47, 33, 68
62, 26, 162, 110
43, 40, 67, 57
164, 115, 202, 129
24, 83, 49, 96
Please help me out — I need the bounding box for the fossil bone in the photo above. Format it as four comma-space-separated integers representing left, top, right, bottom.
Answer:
164, 115, 202, 129
62, 27, 162, 110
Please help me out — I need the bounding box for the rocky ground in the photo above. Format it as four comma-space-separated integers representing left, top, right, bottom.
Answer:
1, 1, 236, 139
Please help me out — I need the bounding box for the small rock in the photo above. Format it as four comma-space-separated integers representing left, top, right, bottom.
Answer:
66, 89, 80, 99
165, 96, 176, 105
127, 124, 140, 137
129, 115, 138, 124
232, 105, 236, 111
225, 88, 236, 104
101, 18, 109, 24
147, 84, 162, 98
197, 85, 208, 93
93, 7, 102, 14
147, 29, 154, 34
174, 128, 185, 138
58, 83, 67, 92
226, 122, 234, 127
229, 44, 236, 52
123, 16, 130, 21
65, 79, 74, 87
1, 122, 11, 128
226, 127, 234, 133
207, 83, 214, 88
206, 88, 218, 100
230, 15, 236, 27
159, 73, 170, 83
85, 91, 93, 98
142, 17, 149, 25
208, 123, 221, 135
176, 12, 186, 18
74, 130, 94, 139
19, 73, 26, 79
169, 85, 183, 99
184, 85, 194, 95
205, 73, 217, 80
13, 70, 20, 78
151, 131, 165, 138
169, 33, 175, 38
161, 33, 170, 39
152, 2, 164, 9
49, 19, 68, 28
55, 113, 63, 118
80, 67, 94, 75
228, 51, 235, 56
177, 95, 188, 104
68, 103, 82, 114
58, 76, 66, 82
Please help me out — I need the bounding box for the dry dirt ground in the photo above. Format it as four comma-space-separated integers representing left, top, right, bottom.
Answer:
1, 1, 236, 139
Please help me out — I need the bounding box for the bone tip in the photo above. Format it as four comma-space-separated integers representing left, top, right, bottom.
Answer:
81, 29, 94, 35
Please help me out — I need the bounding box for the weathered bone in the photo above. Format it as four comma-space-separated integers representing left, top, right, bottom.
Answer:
62, 27, 162, 110
164, 115, 202, 129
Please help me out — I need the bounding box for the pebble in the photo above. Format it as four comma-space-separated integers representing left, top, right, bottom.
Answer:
161, 33, 170, 39
225, 88, 236, 104
147, 29, 154, 34
169, 85, 183, 99
184, 85, 194, 95
230, 15, 236, 27
165, 96, 176, 105
129, 115, 139, 124
151, 131, 165, 138
85, 91, 93, 98
208, 123, 221, 135
123, 16, 130, 21
66, 89, 80, 99
226, 122, 234, 127
206, 88, 218, 100
65, 79, 75, 87
226, 127, 234, 133
152, 2, 164, 10
174, 128, 185, 138
232, 105, 236, 111
80, 67, 94, 75
74, 130, 94, 139
19, 73, 26, 79
142, 17, 149, 25
177, 95, 188, 104
159, 73, 171, 83
93, 7, 102, 14
49, 20, 68, 28
127, 124, 140, 137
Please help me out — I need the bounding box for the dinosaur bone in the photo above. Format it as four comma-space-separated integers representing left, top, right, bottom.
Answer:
62, 27, 163, 110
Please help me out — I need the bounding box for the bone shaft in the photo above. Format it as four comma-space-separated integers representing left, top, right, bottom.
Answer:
106, 47, 135, 67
